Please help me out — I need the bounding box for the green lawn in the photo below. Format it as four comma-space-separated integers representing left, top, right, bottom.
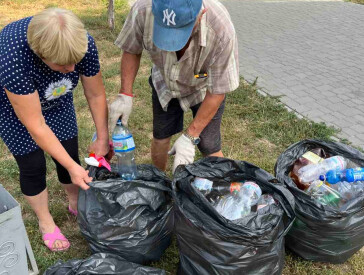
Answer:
1, 0, 363, 274
348, 0, 364, 5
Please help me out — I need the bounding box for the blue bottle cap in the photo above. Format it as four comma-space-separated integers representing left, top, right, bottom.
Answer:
116, 119, 122, 125
319, 175, 325, 181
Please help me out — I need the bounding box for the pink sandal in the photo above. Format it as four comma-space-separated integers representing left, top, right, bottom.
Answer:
68, 205, 78, 217
42, 226, 70, 252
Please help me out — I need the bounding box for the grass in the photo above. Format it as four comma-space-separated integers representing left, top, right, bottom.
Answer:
0, 0, 363, 274
348, 0, 364, 5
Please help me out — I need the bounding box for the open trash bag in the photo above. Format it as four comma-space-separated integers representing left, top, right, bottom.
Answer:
78, 165, 174, 264
275, 139, 364, 263
173, 157, 295, 275
44, 253, 165, 274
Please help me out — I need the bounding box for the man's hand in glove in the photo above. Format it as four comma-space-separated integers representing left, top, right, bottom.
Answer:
108, 93, 133, 133
168, 134, 196, 173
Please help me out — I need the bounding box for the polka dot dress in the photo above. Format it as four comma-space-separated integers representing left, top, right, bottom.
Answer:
0, 17, 100, 155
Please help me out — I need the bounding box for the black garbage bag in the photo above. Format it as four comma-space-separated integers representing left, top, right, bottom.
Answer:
87, 165, 119, 181
173, 157, 295, 275
275, 139, 364, 263
44, 253, 166, 274
78, 164, 174, 264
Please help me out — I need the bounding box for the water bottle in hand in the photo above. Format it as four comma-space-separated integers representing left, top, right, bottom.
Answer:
298, 156, 347, 183
112, 119, 137, 180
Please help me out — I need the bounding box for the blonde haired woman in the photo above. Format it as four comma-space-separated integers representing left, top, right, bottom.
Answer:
0, 8, 109, 251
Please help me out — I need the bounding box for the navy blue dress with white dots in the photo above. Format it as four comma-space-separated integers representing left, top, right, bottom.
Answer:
0, 17, 100, 155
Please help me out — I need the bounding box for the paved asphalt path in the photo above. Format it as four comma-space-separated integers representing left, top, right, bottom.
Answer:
222, 0, 364, 147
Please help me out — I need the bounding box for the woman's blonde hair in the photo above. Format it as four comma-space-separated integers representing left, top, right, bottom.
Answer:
27, 8, 88, 65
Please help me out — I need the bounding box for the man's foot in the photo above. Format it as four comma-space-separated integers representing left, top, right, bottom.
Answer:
39, 222, 70, 251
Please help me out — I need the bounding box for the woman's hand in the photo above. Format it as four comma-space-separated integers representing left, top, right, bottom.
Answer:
88, 139, 110, 157
68, 164, 92, 190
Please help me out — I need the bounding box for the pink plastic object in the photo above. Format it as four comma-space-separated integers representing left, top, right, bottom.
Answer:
86, 153, 111, 171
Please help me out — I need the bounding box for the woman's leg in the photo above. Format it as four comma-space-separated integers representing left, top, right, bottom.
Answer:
52, 136, 81, 212
63, 184, 79, 211
24, 189, 69, 249
14, 149, 69, 250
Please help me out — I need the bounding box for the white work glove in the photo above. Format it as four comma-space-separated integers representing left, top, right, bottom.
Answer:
168, 134, 196, 174
108, 93, 133, 133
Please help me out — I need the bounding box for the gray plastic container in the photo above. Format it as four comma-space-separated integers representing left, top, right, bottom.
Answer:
0, 184, 38, 275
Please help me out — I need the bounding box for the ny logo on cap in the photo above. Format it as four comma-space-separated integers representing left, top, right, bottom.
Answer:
163, 9, 176, 26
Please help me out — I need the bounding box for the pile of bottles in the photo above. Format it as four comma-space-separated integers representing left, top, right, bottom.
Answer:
192, 177, 276, 220
290, 148, 364, 207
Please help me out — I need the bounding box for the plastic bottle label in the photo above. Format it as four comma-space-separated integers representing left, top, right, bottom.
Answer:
302, 152, 323, 164
230, 182, 242, 194
112, 134, 135, 152
331, 156, 345, 169
353, 173, 364, 181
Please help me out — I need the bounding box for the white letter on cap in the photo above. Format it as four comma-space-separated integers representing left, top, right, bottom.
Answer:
163, 9, 176, 26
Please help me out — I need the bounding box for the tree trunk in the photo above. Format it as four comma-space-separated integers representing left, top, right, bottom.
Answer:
108, 0, 115, 30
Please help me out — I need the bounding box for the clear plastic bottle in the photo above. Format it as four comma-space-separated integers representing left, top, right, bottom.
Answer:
319, 168, 364, 184
329, 181, 356, 201
213, 182, 262, 220
238, 182, 262, 216
112, 119, 137, 180
214, 196, 241, 220
192, 177, 213, 195
257, 194, 276, 210
305, 180, 342, 207
298, 156, 347, 183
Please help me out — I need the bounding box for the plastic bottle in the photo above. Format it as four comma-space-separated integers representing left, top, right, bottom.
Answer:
319, 168, 364, 184
298, 156, 347, 183
112, 119, 137, 180
290, 148, 326, 190
213, 182, 262, 220
214, 196, 241, 220
213, 182, 242, 196
257, 194, 276, 210
329, 181, 356, 201
305, 180, 342, 207
239, 182, 262, 216
192, 177, 213, 195
193, 180, 242, 197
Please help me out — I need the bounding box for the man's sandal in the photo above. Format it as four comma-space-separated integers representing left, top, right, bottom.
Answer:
42, 226, 70, 252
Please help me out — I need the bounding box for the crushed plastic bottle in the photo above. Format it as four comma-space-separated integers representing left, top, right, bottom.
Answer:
112, 119, 137, 180
239, 182, 262, 216
320, 168, 364, 184
305, 180, 342, 207
213, 181, 262, 220
257, 194, 276, 210
290, 148, 326, 190
214, 196, 241, 220
298, 156, 347, 183
329, 181, 356, 201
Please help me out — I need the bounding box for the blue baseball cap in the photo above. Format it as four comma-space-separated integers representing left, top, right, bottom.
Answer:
152, 0, 203, 51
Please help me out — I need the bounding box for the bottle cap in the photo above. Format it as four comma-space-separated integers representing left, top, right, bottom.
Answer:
319, 175, 325, 181
116, 119, 122, 125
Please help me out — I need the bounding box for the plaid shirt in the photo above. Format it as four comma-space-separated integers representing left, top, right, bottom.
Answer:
115, 0, 239, 111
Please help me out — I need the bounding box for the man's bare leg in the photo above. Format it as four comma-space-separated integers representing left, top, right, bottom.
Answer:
151, 137, 172, 171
